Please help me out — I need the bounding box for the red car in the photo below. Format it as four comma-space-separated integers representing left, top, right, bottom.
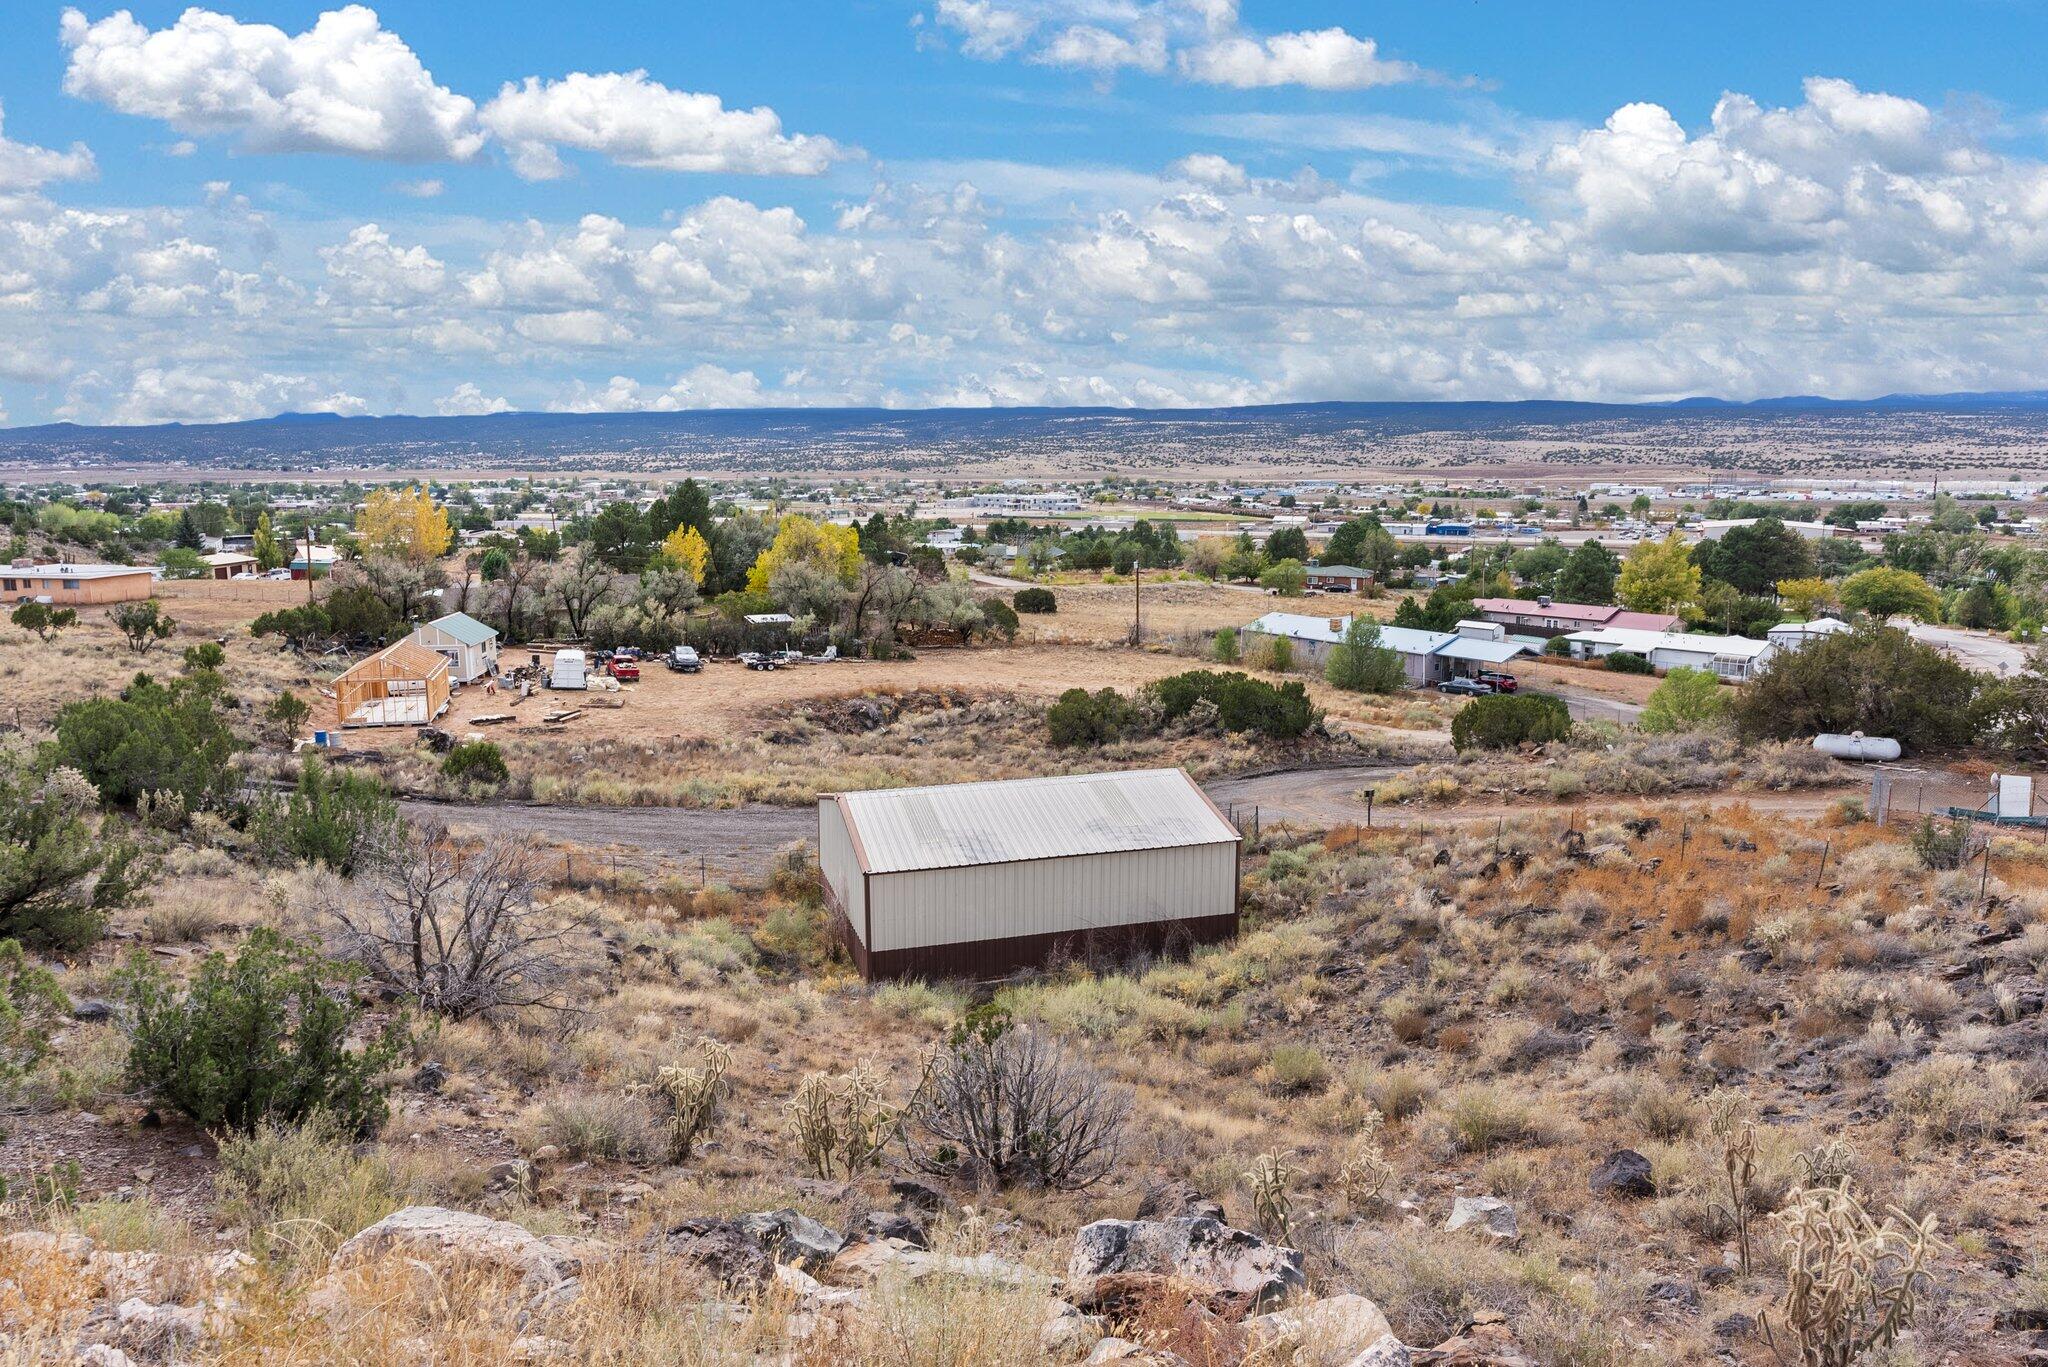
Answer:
605, 658, 640, 682
1475, 671, 1519, 693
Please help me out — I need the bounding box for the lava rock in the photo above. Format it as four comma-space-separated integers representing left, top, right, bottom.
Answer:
1588, 1149, 1657, 1200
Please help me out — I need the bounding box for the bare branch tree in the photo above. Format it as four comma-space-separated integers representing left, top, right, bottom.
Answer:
547, 549, 618, 640
908, 1012, 1130, 1190
320, 820, 597, 1019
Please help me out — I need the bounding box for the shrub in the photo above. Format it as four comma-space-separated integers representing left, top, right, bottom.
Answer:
46, 672, 241, 811
1014, 587, 1057, 614
215, 1113, 407, 1264
264, 690, 312, 745
1734, 625, 1979, 753
10, 601, 76, 643
1262, 1044, 1331, 1095
1259, 558, 1308, 596
1047, 687, 1139, 747
1603, 650, 1652, 675
978, 596, 1019, 642
323, 821, 595, 1020
1885, 1056, 2024, 1143
1209, 627, 1240, 663
1640, 666, 1728, 733
182, 642, 226, 672
442, 740, 509, 787
1324, 618, 1408, 694
0, 760, 144, 949
1150, 670, 1318, 739
250, 756, 402, 875
120, 928, 404, 1138
110, 599, 175, 655
0, 939, 66, 1085
910, 1009, 1130, 1189
1907, 817, 1972, 871
1450, 694, 1572, 752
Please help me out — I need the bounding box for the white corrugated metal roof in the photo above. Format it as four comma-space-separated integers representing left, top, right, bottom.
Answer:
1436, 637, 1531, 664
834, 768, 1240, 875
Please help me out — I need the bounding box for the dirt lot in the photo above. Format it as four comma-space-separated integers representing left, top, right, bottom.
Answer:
155, 576, 311, 630
1508, 656, 1663, 705
978, 574, 1397, 647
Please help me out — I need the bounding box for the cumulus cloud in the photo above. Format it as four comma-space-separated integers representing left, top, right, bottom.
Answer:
927, 0, 1432, 89
0, 101, 95, 194
321, 223, 445, 304
480, 70, 848, 179
435, 381, 511, 415
551, 364, 771, 412
59, 5, 484, 161
79, 365, 369, 424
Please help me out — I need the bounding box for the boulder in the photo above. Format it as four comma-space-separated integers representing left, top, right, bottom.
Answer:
861, 1210, 929, 1248
1134, 1179, 1225, 1223
484, 1159, 535, 1198
1245, 1293, 1396, 1365
331, 1207, 600, 1288
70, 998, 116, 1023
1084, 1339, 1189, 1365
1409, 1318, 1536, 1366
1068, 1217, 1306, 1315
737, 1209, 845, 1271
1042, 1297, 1107, 1360
1443, 1198, 1518, 1243
1587, 1150, 1656, 1200
829, 1237, 1046, 1289
889, 1177, 950, 1214
1344, 1336, 1412, 1367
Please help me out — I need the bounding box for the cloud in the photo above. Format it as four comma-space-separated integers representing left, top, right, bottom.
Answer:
0, 101, 95, 194
320, 223, 446, 304
551, 364, 771, 411
78, 365, 369, 424
435, 381, 511, 415
59, 5, 484, 162
391, 177, 444, 198
926, 0, 1434, 90
479, 70, 848, 179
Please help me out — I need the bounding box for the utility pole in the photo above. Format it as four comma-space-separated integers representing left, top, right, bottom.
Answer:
1130, 557, 1143, 646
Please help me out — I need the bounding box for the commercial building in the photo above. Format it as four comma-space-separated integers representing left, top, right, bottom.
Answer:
819, 768, 1242, 980
0, 561, 154, 607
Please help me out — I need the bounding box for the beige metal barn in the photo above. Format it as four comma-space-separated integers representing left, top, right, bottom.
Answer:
819, 768, 1242, 981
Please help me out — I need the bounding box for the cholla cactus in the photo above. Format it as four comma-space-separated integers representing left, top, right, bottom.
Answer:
1796, 1139, 1857, 1192
644, 1039, 733, 1163
783, 1060, 900, 1179
1337, 1112, 1396, 1214
1242, 1151, 1295, 1241
1762, 1184, 1939, 1367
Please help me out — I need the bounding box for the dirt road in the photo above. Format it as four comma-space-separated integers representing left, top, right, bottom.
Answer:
408, 765, 1855, 882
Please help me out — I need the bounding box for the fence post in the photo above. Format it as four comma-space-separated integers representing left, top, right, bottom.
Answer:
1814, 839, 1829, 889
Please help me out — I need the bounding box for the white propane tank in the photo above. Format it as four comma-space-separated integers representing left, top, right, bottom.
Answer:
1812, 732, 1902, 762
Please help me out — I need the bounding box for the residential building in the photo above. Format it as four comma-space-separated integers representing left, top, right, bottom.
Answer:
1470, 597, 1683, 636
1563, 627, 1776, 680
0, 561, 154, 606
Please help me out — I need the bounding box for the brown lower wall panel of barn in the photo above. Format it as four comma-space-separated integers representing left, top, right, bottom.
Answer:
824, 886, 1237, 981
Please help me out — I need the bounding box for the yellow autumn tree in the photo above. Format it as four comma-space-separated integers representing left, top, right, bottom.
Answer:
1775, 576, 1836, 619
1616, 532, 1702, 614
746, 514, 861, 593
661, 525, 712, 586
357, 485, 453, 563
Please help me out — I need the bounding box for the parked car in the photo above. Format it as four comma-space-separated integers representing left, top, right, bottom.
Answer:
1475, 671, 1519, 693
605, 658, 640, 682
1437, 677, 1496, 696
664, 645, 702, 673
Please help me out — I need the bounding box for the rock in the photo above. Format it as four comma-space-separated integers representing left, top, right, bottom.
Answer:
112, 1297, 207, 1350
736, 1209, 845, 1271
71, 998, 116, 1023
78, 1347, 135, 1367
1344, 1336, 1412, 1367
531, 1145, 562, 1164
772, 1261, 862, 1310
862, 1210, 929, 1248
830, 1237, 1046, 1289
1444, 1197, 1518, 1242
1587, 1150, 1657, 1200
1068, 1217, 1306, 1316
413, 1061, 449, 1092
1245, 1293, 1396, 1365
1699, 1265, 1736, 1288
1713, 1312, 1756, 1340
1646, 1279, 1699, 1310
1409, 1319, 1537, 1366
484, 1159, 534, 1197
510, 1336, 573, 1362
1042, 1298, 1107, 1360
1085, 1339, 1188, 1365
332, 1207, 601, 1288
1134, 1179, 1225, 1223
889, 1177, 950, 1214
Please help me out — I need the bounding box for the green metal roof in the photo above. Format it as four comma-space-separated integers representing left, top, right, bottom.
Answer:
425, 612, 497, 645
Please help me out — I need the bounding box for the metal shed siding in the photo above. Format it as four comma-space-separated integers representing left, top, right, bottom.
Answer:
867, 840, 1238, 953
817, 797, 866, 946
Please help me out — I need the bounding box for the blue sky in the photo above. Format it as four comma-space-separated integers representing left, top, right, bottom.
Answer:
4, 2, 2048, 423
